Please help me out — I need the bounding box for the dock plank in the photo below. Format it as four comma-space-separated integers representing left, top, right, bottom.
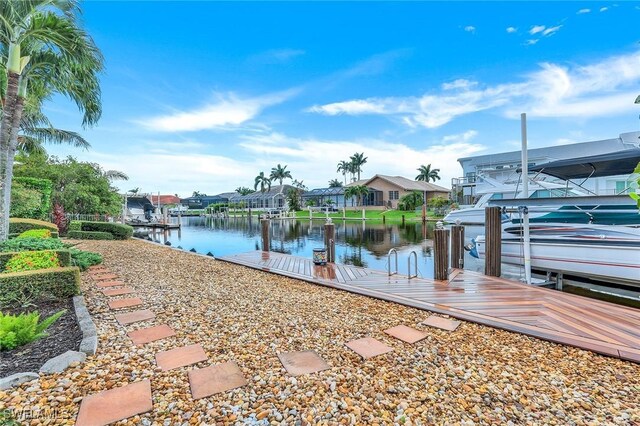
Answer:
219, 251, 640, 363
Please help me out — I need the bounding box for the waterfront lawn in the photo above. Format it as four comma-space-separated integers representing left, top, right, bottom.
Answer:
294, 209, 443, 221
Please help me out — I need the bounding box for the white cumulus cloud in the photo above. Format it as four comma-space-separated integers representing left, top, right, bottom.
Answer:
577, 8, 591, 14
464, 25, 476, 33
308, 51, 640, 128
506, 27, 517, 33
137, 90, 297, 132
529, 25, 546, 35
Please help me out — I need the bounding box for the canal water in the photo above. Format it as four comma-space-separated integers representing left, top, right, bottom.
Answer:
146, 216, 639, 308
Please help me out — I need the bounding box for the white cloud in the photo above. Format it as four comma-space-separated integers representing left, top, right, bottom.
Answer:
529, 25, 546, 35
577, 8, 591, 14
442, 79, 477, 90
542, 25, 562, 36
237, 130, 486, 188
524, 39, 539, 46
464, 26, 476, 33
137, 90, 297, 132
308, 51, 640, 128
600, 6, 609, 12
506, 27, 517, 33
249, 48, 305, 64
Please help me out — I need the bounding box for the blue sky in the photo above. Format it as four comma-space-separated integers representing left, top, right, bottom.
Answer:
45, 1, 640, 196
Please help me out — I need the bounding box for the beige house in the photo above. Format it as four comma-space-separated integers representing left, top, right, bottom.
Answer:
347, 174, 450, 209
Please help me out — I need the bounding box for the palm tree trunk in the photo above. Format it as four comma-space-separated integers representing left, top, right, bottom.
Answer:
0, 71, 21, 241
4, 95, 26, 231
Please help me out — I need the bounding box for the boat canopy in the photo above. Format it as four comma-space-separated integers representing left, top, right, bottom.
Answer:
529, 149, 640, 180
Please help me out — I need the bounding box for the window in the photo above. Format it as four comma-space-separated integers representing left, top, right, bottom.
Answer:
615, 181, 628, 194
388, 191, 399, 200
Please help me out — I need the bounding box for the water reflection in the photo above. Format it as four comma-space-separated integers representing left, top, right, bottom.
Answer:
157, 217, 439, 277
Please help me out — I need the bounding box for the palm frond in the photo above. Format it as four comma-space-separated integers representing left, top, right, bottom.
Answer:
22, 127, 90, 149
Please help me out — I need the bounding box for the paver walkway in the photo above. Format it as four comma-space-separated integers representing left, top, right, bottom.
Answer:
220, 250, 640, 363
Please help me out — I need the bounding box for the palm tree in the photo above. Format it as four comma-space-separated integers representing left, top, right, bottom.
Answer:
345, 185, 369, 207
254, 172, 271, 193
0, 0, 103, 240
350, 152, 368, 181
415, 164, 441, 182
328, 179, 342, 188
336, 160, 351, 185
269, 164, 292, 191
235, 186, 253, 195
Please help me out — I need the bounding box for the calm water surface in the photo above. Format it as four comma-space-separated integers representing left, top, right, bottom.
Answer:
143, 216, 640, 307
150, 216, 489, 279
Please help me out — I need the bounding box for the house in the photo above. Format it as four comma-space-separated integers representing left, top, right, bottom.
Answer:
348, 174, 450, 209
180, 192, 237, 209
149, 195, 182, 208
229, 185, 295, 210
454, 131, 640, 205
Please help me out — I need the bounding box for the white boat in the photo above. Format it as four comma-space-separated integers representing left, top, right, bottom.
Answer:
444, 174, 587, 225
470, 149, 640, 287
474, 223, 640, 286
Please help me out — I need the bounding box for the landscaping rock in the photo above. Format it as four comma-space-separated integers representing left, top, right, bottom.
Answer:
79, 335, 98, 355
39, 351, 86, 374
0, 373, 39, 390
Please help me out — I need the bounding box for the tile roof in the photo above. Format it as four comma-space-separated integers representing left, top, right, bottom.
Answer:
362, 175, 450, 192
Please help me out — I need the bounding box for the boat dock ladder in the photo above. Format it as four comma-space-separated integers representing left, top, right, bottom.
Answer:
387, 249, 420, 279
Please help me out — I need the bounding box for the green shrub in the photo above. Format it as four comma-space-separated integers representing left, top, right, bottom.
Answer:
68, 230, 114, 240
18, 229, 52, 239
0, 237, 66, 252
10, 177, 53, 220
0, 267, 81, 308
0, 250, 70, 271
9, 218, 58, 234
0, 310, 65, 351
3, 251, 61, 273
68, 220, 82, 232
76, 221, 133, 240
70, 248, 102, 271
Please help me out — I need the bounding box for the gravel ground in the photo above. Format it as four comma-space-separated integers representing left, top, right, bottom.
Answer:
1, 239, 639, 425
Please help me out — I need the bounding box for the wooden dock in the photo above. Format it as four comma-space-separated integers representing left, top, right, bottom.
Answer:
128, 222, 180, 230
219, 251, 640, 364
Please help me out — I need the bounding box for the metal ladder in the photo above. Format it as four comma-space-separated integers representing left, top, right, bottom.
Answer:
387, 249, 419, 279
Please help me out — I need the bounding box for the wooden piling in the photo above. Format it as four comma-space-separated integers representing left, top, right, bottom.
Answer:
261, 219, 270, 252
401, 215, 405, 226
451, 225, 465, 269
485, 207, 502, 277
324, 222, 335, 263
434, 228, 450, 281
421, 204, 426, 223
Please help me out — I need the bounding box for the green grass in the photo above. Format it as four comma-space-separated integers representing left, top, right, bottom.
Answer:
294, 209, 443, 222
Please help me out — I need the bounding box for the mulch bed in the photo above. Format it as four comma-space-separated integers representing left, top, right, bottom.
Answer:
0, 298, 82, 377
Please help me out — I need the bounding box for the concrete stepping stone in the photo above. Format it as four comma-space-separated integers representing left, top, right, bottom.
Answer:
421, 316, 461, 332
128, 324, 176, 345
115, 309, 156, 326
108, 297, 143, 310
384, 325, 428, 344
345, 337, 393, 359
88, 265, 107, 271
101, 287, 135, 296
93, 273, 119, 281
277, 350, 330, 376
75, 380, 152, 426
156, 344, 207, 371
189, 361, 247, 399
96, 280, 125, 288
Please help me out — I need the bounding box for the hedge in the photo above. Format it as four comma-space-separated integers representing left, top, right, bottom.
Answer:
68, 221, 133, 240
0, 250, 71, 271
0, 266, 81, 308
9, 218, 59, 235
68, 230, 114, 240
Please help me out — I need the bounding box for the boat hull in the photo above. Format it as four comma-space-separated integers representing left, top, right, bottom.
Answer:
475, 225, 640, 287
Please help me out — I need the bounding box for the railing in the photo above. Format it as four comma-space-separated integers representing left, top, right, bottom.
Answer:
48, 213, 113, 223
407, 251, 418, 279
387, 248, 398, 276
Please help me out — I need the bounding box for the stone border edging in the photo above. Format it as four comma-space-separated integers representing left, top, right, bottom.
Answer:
133, 236, 217, 260
73, 295, 98, 356
0, 295, 98, 390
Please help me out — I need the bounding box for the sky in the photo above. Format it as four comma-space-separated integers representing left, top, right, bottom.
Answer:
44, 1, 640, 197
